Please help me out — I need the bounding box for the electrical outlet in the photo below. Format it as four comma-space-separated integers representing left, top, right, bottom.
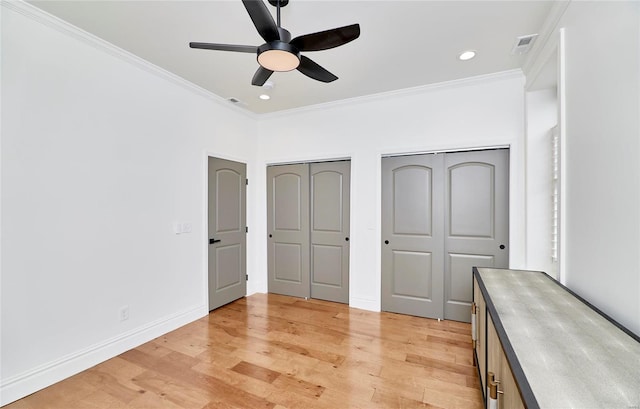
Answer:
119, 306, 129, 322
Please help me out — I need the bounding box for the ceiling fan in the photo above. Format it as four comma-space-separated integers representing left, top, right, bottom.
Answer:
189, 0, 360, 86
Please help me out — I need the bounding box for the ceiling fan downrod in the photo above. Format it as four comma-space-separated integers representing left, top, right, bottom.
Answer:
273, 0, 290, 43
268, 0, 289, 28
268, 0, 289, 27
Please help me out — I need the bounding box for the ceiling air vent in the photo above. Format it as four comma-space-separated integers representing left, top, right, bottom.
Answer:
511, 34, 538, 55
227, 97, 244, 105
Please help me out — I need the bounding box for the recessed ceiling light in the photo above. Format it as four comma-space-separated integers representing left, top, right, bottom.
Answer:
259, 80, 274, 101
459, 50, 476, 61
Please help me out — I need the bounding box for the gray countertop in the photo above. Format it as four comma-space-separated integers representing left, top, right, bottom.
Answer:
476, 268, 640, 409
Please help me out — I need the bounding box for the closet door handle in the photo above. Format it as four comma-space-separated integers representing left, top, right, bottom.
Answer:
209, 238, 221, 244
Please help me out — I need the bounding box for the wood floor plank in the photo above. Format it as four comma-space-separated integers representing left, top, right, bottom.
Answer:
405, 353, 477, 377
193, 360, 276, 400
120, 349, 276, 409
422, 386, 484, 409
371, 387, 438, 409
269, 339, 346, 366
271, 374, 326, 399
231, 361, 281, 384
5, 294, 482, 409
129, 370, 213, 408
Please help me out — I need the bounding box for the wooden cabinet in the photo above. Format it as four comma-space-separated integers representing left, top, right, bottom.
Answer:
472, 267, 640, 409
472, 278, 486, 393
474, 276, 524, 408
487, 314, 524, 409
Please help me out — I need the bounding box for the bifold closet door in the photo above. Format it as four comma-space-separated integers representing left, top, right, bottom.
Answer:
381, 154, 445, 319
267, 161, 351, 303
310, 161, 350, 304
267, 164, 310, 298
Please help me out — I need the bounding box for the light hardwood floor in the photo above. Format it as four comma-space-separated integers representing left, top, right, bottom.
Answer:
5, 294, 483, 409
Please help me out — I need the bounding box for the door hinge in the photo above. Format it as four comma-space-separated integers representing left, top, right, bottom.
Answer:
246, 274, 249, 281
246, 178, 248, 185
246, 226, 249, 233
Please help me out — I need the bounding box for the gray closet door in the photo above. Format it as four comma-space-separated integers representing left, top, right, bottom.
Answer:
381, 154, 445, 319
444, 149, 509, 321
310, 161, 350, 304
208, 157, 246, 311
267, 164, 310, 298
381, 149, 509, 322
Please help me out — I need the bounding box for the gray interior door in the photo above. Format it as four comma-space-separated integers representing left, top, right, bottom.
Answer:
310, 161, 350, 304
267, 164, 310, 298
208, 157, 246, 311
381, 154, 445, 319
381, 149, 509, 322
444, 149, 509, 321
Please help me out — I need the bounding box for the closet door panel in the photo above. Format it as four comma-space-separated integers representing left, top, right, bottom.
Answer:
381, 154, 445, 319
444, 149, 509, 322
310, 161, 350, 304
267, 164, 310, 298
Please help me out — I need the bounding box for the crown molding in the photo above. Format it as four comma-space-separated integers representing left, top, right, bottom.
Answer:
522, 0, 570, 82
1, 0, 258, 120
259, 69, 525, 120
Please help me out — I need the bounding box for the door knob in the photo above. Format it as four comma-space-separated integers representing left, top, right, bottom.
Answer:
499, 244, 505, 250
209, 238, 221, 244
269, 234, 272, 238
384, 240, 389, 245
345, 237, 350, 242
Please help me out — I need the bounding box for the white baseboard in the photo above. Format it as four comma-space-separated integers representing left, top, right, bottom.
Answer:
0, 304, 208, 406
247, 280, 268, 295
349, 297, 380, 312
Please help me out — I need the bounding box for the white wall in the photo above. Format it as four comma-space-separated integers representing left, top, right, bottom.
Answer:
553, 1, 640, 335
0, 3, 257, 405
525, 88, 558, 277
254, 74, 527, 311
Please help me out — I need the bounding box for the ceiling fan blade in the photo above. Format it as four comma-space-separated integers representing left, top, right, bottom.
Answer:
290, 24, 360, 52
252, 66, 274, 86
189, 42, 258, 53
242, 0, 280, 43
297, 56, 338, 83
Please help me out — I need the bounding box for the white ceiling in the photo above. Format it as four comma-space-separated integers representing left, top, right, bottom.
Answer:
29, 0, 555, 114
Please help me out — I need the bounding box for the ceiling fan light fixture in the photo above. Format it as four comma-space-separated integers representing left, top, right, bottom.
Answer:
257, 42, 301, 72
